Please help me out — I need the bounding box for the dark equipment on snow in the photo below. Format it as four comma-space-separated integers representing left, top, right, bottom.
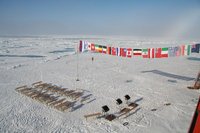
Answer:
116, 98, 123, 105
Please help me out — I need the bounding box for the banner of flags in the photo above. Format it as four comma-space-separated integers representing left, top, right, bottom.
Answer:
79, 40, 200, 59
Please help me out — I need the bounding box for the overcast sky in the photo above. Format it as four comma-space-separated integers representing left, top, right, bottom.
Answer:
0, 0, 200, 38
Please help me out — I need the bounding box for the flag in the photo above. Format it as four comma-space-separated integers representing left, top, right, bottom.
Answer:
155, 48, 162, 58
79, 40, 83, 52
102, 46, 107, 54
133, 49, 142, 56
175, 46, 181, 56
87, 42, 92, 51
111, 47, 117, 55
120, 48, 127, 57
126, 48, 132, 58
116, 47, 121, 56
180, 45, 185, 56
191, 44, 200, 53
168, 47, 176, 57
107, 47, 111, 54
149, 48, 155, 58
184, 45, 191, 56
98, 45, 103, 53
161, 47, 168, 58
142, 48, 149, 58
180, 45, 191, 56
91, 43, 95, 51
79, 40, 88, 52
95, 44, 99, 52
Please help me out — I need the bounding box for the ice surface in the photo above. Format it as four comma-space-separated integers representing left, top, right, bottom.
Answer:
0, 35, 199, 133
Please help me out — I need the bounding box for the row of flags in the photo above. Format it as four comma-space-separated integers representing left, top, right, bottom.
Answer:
79, 40, 200, 58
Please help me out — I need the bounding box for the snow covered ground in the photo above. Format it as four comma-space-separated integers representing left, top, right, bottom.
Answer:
0, 35, 199, 133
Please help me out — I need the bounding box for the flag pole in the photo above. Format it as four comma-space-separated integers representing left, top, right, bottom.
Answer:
76, 42, 80, 81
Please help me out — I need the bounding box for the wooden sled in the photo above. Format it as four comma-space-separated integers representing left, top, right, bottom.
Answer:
117, 103, 138, 118
84, 112, 102, 120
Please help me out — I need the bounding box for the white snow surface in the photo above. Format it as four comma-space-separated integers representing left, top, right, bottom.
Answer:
0, 35, 200, 133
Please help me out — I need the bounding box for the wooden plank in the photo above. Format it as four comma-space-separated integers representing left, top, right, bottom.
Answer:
56, 101, 74, 112
84, 112, 101, 119
32, 81, 42, 86
32, 93, 46, 100
21, 88, 34, 95
37, 94, 51, 102
49, 86, 62, 93
129, 103, 138, 108
61, 105, 73, 112
30, 92, 42, 99
49, 98, 66, 107
54, 101, 70, 109
63, 90, 75, 96
81, 97, 90, 103
45, 97, 58, 105
43, 96, 58, 104
70, 92, 83, 100
17, 87, 32, 93
117, 106, 138, 118
26, 91, 39, 97
15, 85, 27, 90
56, 88, 66, 94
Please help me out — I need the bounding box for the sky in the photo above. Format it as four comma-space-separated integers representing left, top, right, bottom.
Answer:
0, 0, 200, 38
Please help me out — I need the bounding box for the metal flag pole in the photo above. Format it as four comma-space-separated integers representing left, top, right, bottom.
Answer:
76, 42, 80, 81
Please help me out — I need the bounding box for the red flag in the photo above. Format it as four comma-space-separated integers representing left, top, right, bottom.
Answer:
107, 47, 111, 54
120, 48, 127, 57
111, 47, 117, 55
181, 45, 185, 56
91, 43, 95, 51
155, 48, 162, 58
